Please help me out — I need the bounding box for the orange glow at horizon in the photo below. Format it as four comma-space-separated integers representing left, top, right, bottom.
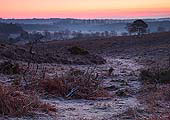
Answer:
0, 0, 170, 19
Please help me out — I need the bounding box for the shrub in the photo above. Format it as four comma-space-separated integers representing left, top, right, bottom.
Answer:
139, 84, 170, 120
0, 61, 21, 75
0, 84, 56, 117
140, 68, 170, 84
39, 69, 109, 100
68, 46, 89, 55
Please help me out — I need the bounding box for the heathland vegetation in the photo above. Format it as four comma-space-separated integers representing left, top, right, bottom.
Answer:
0, 19, 170, 119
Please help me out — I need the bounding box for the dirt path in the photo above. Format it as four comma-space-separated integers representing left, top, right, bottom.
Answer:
43, 57, 144, 120
0, 57, 144, 120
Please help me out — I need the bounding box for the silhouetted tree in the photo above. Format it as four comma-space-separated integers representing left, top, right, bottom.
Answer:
127, 19, 148, 36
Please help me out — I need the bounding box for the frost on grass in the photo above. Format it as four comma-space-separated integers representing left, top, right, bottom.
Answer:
0, 83, 56, 117
39, 69, 110, 100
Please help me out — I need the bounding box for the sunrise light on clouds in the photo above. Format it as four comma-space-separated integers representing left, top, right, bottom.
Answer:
0, 0, 170, 19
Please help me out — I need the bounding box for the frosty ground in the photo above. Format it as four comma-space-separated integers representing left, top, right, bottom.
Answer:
0, 32, 170, 119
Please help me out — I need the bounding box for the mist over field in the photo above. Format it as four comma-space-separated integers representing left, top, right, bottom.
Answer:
1, 18, 170, 35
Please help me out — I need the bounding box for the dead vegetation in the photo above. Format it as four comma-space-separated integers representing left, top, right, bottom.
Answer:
12, 65, 109, 99
146, 115, 170, 120
139, 63, 170, 119
38, 68, 109, 99
0, 42, 106, 65
1, 32, 170, 119
6, 63, 109, 100
139, 85, 170, 119
0, 83, 56, 117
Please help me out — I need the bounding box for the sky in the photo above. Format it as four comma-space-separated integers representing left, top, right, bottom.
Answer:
0, 0, 170, 19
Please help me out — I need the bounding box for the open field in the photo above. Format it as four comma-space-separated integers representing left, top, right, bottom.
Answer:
0, 32, 170, 119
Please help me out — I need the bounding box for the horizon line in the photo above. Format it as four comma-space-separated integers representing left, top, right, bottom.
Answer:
1, 16, 170, 20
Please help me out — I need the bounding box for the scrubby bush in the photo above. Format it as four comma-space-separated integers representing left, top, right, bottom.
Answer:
39, 69, 109, 100
140, 68, 170, 84
68, 46, 89, 55
139, 84, 170, 120
0, 61, 21, 75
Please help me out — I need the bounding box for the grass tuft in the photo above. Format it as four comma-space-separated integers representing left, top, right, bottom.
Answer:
0, 84, 56, 117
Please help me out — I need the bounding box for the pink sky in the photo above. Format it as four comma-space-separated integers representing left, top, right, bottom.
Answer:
0, 0, 170, 19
